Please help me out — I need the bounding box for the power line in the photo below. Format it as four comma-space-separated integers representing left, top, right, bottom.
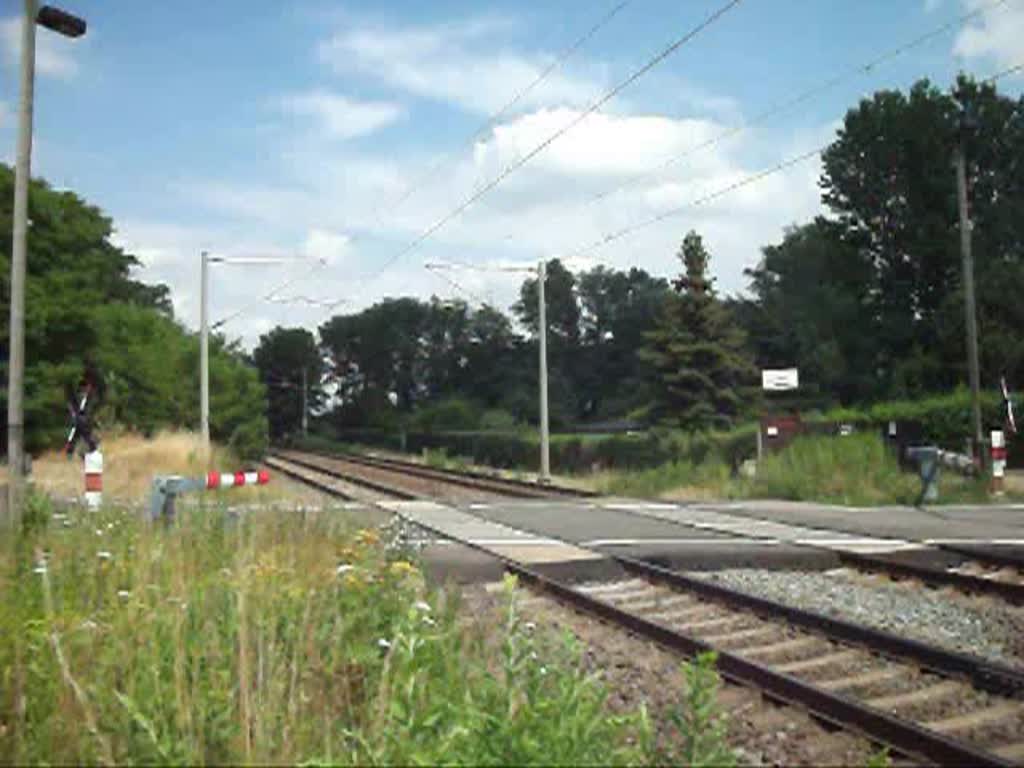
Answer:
494, 0, 1012, 245
384, 0, 639, 215
211, 258, 327, 330
363, 0, 745, 284
212, 2, 641, 331
565, 59, 1024, 264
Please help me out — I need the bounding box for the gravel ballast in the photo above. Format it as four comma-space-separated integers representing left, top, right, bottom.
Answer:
690, 568, 1024, 667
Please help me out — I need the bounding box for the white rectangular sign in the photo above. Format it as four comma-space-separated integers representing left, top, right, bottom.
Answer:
762, 368, 799, 391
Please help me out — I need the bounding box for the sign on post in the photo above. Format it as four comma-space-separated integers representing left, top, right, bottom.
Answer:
761, 368, 799, 391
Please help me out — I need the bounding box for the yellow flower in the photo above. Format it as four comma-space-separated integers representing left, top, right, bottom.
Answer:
356, 529, 380, 546
389, 560, 417, 577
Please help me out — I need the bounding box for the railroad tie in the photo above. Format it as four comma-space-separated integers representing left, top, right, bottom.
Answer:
700, 625, 779, 647
624, 595, 693, 613
866, 679, 963, 711
925, 700, 1024, 734
682, 615, 748, 634
739, 636, 824, 661
576, 579, 648, 595
648, 604, 719, 625
775, 649, 861, 674
816, 667, 906, 693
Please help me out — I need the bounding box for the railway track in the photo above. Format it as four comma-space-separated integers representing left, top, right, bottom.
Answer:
271, 448, 590, 501
280, 446, 1024, 604
275, 456, 1024, 766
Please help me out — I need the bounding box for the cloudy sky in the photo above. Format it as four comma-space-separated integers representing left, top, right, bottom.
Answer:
0, 0, 1021, 348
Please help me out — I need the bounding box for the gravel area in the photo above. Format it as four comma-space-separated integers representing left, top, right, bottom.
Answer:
690, 568, 1024, 667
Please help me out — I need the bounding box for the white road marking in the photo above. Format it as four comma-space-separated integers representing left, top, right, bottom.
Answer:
580, 538, 779, 547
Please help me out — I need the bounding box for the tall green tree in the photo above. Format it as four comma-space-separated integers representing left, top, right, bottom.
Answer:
640, 232, 756, 429
252, 327, 324, 439
820, 75, 1024, 397
0, 166, 263, 455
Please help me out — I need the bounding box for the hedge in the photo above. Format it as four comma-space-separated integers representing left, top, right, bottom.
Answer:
295, 388, 1019, 473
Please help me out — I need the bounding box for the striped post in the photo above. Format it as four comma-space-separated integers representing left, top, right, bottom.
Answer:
206, 470, 270, 490
84, 450, 103, 510
991, 430, 1006, 495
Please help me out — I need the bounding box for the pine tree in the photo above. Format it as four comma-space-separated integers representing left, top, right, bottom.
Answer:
640, 231, 756, 429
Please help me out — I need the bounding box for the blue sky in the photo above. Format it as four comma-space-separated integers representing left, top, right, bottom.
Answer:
1, 0, 1021, 348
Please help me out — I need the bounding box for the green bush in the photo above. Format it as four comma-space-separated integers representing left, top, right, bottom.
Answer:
751, 433, 919, 506
409, 397, 483, 433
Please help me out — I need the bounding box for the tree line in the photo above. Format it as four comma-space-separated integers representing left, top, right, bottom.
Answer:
257, 74, 1024, 439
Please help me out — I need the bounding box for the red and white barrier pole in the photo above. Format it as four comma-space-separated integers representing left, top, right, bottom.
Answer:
205, 470, 270, 490
991, 430, 1006, 495
84, 450, 103, 510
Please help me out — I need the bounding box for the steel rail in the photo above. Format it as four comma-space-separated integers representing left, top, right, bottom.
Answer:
266, 453, 418, 500
834, 549, 1024, 604
279, 447, 598, 498
937, 543, 1024, 571
279, 459, 1019, 766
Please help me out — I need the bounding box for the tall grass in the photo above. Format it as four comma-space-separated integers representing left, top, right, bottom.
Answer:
751, 433, 920, 506
0, 497, 678, 765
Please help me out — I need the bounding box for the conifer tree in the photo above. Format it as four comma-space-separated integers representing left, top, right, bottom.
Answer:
640, 231, 756, 429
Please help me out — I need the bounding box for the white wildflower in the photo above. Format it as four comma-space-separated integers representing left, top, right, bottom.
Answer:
377, 638, 392, 650
422, 616, 436, 627
80, 619, 98, 631
95, 529, 104, 537
117, 590, 131, 600
33, 564, 47, 575
525, 621, 536, 632
97, 551, 112, 561
336, 564, 354, 575
414, 600, 431, 612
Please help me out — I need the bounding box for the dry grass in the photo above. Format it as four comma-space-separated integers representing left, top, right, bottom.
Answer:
6, 431, 328, 506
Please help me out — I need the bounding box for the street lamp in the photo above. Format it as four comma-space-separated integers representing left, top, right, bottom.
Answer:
199, 252, 288, 457
6, 1, 87, 526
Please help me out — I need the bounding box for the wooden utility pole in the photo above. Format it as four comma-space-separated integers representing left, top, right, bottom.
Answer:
955, 142, 983, 460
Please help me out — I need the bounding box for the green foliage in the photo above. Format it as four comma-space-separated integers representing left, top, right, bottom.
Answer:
0, 507, 655, 765
641, 232, 757, 430
742, 75, 1024, 406
660, 652, 736, 767
410, 397, 483, 433
252, 327, 324, 439
752, 433, 919, 506
0, 165, 266, 456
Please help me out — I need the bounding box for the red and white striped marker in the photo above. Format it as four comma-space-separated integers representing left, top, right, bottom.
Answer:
205, 470, 270, 490
991, 430, 1007, 495
84, 450, 103, 510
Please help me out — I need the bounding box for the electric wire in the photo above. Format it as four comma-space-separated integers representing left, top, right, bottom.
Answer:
491, 0, 1013, 246
212, 1, 642, 331
384, 0, 639, 214
361, 0, 745, 285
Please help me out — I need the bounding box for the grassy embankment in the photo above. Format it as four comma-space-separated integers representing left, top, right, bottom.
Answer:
1, 431, 736, 765
593, 433, 998, 506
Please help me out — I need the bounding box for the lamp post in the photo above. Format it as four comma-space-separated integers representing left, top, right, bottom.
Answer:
200, 253, 288, 457
424, 259, 552, 483
6, 2, 86, 526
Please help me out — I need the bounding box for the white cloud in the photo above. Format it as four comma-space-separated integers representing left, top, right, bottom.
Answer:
318, 17, 602, 115
954, 0, 1024, 70
280, 90, 404, 140
172, 103, 824, 349
0, 100, 9, 127
475, 108, 727, 178
0, 16, 82, 79
303, 228, 349, 265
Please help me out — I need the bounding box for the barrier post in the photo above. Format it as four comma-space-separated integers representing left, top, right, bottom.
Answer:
991, 430, 1006, 496
84, 450, 103, 509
